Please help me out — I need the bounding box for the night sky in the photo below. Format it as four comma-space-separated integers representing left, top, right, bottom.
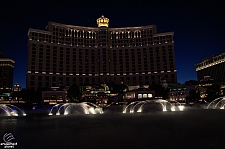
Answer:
0, 0, 225, 89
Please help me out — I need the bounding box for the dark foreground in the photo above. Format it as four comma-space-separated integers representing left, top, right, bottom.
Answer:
1, 107, 225, 149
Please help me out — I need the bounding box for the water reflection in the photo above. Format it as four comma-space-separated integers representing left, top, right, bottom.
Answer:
1, 108, 225, 148
0, 118, 18, 134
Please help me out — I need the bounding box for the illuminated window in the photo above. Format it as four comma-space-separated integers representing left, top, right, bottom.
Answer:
143, 94, 147, 98
148, 94, 152, 98
138, 94, 142, 99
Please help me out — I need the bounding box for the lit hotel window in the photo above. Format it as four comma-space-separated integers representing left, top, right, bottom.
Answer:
138, 94, 142, 99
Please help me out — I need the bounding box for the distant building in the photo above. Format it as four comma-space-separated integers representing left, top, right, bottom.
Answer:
12, 83, 21, 92
124, 87, 155, 101
27, 15, 177, 91
83, 84, 117, 105
168, 84, 196, 103
196, 52, 225, 82
42, 86, 67, 105
84, 90, 117, 104
0, 50, 15, 94
168, 88, 187, 103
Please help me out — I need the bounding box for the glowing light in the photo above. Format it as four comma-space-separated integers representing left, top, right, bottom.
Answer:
178, 105, 184, 111
137, 108, 142, 113
89, 107, 96, 114
171, 106, 176, 111
96, 15, 109, 27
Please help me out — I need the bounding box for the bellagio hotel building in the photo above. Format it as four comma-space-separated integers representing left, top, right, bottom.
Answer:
27, 15, 177, 90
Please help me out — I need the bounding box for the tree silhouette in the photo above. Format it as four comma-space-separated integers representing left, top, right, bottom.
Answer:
186, 89, 200, 103
67, 83, 81, 102
205, 84, 221, 102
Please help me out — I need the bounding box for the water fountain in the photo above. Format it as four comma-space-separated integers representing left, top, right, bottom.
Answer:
48, 102, 104, 115
0, 104, 26, 116
207, 96, 225, 109
122, 99, 185, 113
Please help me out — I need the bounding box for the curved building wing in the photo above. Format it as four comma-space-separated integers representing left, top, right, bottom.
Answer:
27, 16, 177, 90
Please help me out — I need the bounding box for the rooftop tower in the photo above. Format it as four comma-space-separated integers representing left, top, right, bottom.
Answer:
96, 15, 109, 27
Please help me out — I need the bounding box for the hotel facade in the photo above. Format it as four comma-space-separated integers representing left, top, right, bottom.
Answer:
0, 51, 15, 94
196, 52, 225, 82
27, 15, 177, 91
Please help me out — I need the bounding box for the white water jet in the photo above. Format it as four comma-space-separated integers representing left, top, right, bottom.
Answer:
48, 102, 103, 115
0, 104, 26, 116
123, 99, 185, 113
123, 102, 138, 113
207, 97, 225, 109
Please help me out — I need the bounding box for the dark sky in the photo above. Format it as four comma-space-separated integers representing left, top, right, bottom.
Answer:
0, 0, 225, 88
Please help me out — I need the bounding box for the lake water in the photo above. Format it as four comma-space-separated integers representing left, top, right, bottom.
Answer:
1, 107, 225, 149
